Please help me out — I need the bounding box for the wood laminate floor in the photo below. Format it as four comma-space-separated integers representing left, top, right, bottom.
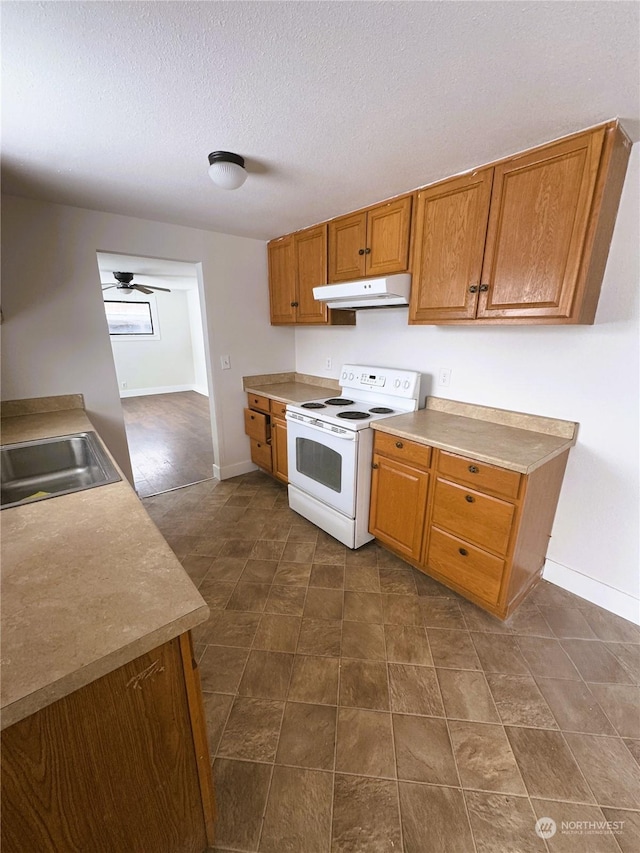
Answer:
144, 473, 640, 853
121, 391, 214, 497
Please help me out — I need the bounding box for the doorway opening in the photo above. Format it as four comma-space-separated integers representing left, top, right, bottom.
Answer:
97, 251, 215, 497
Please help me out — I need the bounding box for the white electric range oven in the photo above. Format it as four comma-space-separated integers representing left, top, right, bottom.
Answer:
286, 364, 422, 548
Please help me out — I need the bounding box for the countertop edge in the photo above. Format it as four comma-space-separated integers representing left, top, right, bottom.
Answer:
1, 603, 210, 731
371, 420, 575, 474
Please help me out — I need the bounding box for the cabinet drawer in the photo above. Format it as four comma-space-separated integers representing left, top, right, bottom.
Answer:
246, 392, 271, 414
244, 408, 270, 442
270, 399, 288, 419
374, 432, 432, 470
250, 438, 272, 471
437, 451, 521, 499
427, 527, 504, 605
432, 478, 515, 555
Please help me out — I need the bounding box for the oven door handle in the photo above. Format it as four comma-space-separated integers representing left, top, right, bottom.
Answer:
285, 412, 357, 441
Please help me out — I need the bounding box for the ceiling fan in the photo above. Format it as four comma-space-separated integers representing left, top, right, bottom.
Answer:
101, 271, 171, 295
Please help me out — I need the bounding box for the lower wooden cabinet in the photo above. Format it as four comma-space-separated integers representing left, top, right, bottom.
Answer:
369, 433, 570, 618
243, 393, 289, 484
1, 633, 215, 852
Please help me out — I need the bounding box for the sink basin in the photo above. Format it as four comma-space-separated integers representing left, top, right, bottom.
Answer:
1, 432, 121, 509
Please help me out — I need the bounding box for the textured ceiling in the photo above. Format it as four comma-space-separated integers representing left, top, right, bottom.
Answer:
2, 1, 639, 240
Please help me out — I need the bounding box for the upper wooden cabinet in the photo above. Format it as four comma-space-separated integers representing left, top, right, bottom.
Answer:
268, 225, 355, 326
328, 196, 413, 283
410, 122, 631, 325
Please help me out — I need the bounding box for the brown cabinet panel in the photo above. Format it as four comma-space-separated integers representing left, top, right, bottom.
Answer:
427, 527, 504, 605
437, 450, 521, 499
366, 196, 413, 276
295, 225, 329, 324
410, 171, 493, 322
432, 478, 515, 556
328, 213, 367, 282
268, 235, 296, 324
271, 418, 288, 484
373, 430, 432, 469
247, 393, 271, 413
369, 454, 429, 562
250, 438, 272, 471
477, 128, 606, 319
244, 408, 269, 443
1, 637, 211, 853
270, 399, 288, 419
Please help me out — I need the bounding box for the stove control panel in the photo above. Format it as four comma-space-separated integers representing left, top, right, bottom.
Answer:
340, 364, 421, 400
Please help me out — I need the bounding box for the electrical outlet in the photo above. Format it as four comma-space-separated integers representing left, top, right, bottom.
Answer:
120, 381, 127, 389
221, 354, 231, 370
438, 368, 452, 387
325, 357, 332, 371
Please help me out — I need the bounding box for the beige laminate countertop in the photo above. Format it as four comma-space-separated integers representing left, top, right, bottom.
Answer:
0, 406, 209, 730
372, 398, 578, 474
243, 371, 340, 404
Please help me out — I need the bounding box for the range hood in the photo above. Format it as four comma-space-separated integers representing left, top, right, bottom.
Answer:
313, 273, 411, 309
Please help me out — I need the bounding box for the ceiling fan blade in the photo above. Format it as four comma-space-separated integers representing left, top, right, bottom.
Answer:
147, 285, 172, 293
132, 284, 154, 295
102, 285, 116, 290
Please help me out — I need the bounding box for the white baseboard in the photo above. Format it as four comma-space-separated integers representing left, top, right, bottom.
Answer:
119, 384, 208, 398
213, 460, 257, 481
543, 559, 640, 625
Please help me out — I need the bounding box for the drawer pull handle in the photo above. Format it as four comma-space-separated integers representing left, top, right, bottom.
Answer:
395, 441, 404, 449
459, 548, 468, 556
257, 443, 262, 448
468, 465, 479, 473
250, 415, 255, 420
465, 495, 475, 503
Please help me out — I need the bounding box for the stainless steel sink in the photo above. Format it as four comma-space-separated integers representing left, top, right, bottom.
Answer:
1, 432, 121, 509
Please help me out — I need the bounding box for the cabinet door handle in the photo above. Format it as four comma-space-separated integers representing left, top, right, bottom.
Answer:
479, 284, 489, 292
250, 415, 255, 420
358, 249, 365, 255
364, 247, 371, 254
372, 462, 379, 469
395, 441, 404, 449
290, 301, 299, 307
459, 548, 468, 556
468, 465, 479, 473
465, 494, 475, 503
469, 285, 479, 293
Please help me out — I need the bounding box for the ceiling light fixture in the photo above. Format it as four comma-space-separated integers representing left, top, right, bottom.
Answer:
207, 151, 247, 190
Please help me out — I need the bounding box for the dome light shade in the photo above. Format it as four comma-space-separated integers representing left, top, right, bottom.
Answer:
207, 151, 247, 190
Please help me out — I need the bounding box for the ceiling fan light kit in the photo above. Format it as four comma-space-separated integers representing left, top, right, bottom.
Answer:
101, 272, 171, 295
207, 151, 247, 190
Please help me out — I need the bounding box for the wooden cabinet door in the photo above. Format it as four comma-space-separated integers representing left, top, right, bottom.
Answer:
268, 235, 296, 324
366, 196, 413, 276
409, 171, 493, 322
271, 418, 288, 484
295, 225, 329, 324
477, 127, 606, 319
328, 212, 367, 282
369, 454, 429, 562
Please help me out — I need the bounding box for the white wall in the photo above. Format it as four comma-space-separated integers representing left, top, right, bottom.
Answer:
187, 288, 208, 396
106, 289, 197, 394
1, 195, 295, 483
295, 146, 640, 616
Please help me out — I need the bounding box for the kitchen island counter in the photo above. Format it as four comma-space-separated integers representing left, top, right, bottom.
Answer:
0, 400, 209, 730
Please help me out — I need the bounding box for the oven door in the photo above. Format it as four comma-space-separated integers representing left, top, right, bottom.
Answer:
286, 415, 358, 518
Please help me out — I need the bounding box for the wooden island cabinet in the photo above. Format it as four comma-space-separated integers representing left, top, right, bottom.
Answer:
368, 403, 577, 619
1, 634, 215, 853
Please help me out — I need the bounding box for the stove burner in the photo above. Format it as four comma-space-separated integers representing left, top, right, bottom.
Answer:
301, 402, 327, 409
324, 398, 354, 406
369, 407, 394, 414
337, 411, 370, 420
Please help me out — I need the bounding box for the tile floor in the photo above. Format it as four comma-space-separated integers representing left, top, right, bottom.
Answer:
144, 472, 640, 853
